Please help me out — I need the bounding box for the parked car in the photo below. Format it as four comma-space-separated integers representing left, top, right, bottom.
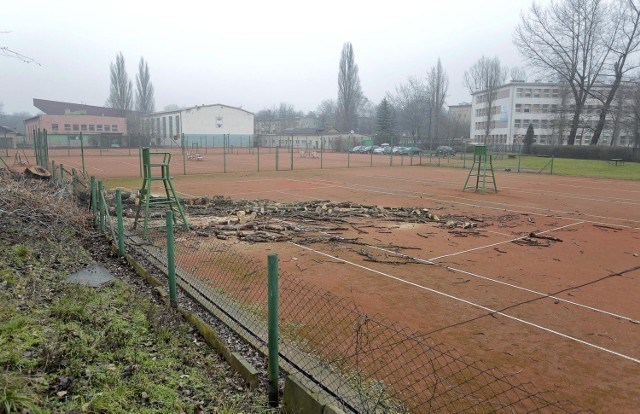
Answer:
400, 147, 423, 155
351, 145, 364, 153
373, 146, 386, 154
360, 145, 375, 153
435, 146, 456, 156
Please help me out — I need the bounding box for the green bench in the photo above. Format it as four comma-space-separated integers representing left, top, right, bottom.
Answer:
608, 158, 624, 166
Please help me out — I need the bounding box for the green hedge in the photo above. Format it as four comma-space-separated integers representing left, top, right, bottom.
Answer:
528, 145, 639, 162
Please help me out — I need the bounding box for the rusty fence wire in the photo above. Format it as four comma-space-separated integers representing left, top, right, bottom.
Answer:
83, 183, 587, 413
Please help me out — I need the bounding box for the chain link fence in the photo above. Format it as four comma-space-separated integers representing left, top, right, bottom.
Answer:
69, 174, 588, 414
27, 165, 589, 413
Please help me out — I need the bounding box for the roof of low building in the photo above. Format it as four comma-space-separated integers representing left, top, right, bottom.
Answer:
0, 125, 20, 134
33, 98, 132, 117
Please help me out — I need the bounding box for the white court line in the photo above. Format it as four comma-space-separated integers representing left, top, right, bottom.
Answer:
52, 157, 104, 172
353, 173, 640, 209
276, 218, 637, 324
298, 177, 640, 228
428, 221, 584, 261
291, 242, 640, 364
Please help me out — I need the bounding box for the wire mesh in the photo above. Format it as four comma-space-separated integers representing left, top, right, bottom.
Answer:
114, 223, 586, 414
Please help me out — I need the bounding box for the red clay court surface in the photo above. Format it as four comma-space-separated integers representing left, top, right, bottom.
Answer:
53, 149, 640, 412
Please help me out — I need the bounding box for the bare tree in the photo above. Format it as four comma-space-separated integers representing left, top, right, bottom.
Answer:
389, 76, 430, 146
317, 99, 338, 130
589, 0, 640, 144
463, 56, 508, 143
514, 0, 611, 145
337, 42, 362, 132
428, 58, 449, 144
135, 57, 155, 114
106, 52, 133, 116
510, 66, 528, 81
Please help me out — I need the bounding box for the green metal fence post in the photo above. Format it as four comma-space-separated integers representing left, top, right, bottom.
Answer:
59, 164, 64, 186
91, 176, 97, 227
182, 133, 187, 175
290, 135, 294, 170
268, 253, 279, 407
320, 137, 324, 169
224, 134, 227, 173
98, 180, 105, 233
257, 137, 260, 172
80, 132, 86, 176
166, 210, 177, 306
550, 155, 554, 175
33, 129, 38, 167
139, 146, 143, 178
116, 189, 125, 256
275, 145, 279, 171
128, 134, 131, 156
463, 141, 467, 169
43, 129, 49, 170
51, 160, 56, 183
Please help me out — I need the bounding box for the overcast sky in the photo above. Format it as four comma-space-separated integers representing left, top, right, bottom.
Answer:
2, 0, 548, 115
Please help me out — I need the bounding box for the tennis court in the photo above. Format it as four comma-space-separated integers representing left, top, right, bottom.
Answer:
49, 148, 640, 412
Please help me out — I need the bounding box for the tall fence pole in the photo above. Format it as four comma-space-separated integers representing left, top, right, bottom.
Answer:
275, 145, 279, 171
550, 155, 555, 175
33, 129, 38, 167
268, 253, 280, 407
80, 132, 86, 176
45, 129, 49, 171
98, 180, 105, 233
224, 134, 228, 173
290, 135, 294, 170
320, 137, 324, 169
166, 210, 177, 306
182, 133, 187, 175
116, 189, 125, 256
257, 137, 260, 172
91, 176, 97, 227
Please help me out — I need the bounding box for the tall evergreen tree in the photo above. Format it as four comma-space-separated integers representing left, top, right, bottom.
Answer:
106, 52, 133, 116
375, 98, 394, 144
524, 123, 535, 154
337, 42, 362, 132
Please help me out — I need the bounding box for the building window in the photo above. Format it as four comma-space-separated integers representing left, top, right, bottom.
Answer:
515, 104, 522, 113
514, 119, 521, 129
552, 89, 559, 98
112, 125, 118, 132
51, 124, 59, 131
81, 124, 87, 131
73, 124, 79, 131
89, 125, 95, 132
543, 89, 550, 98
525, 88, 532, 97
104, 125, 111, 132
64, 124, 71, 131
523, 104, 531, 113
97, 125, 103, 132
516, 88, 523, 98
533, 89, 541, 98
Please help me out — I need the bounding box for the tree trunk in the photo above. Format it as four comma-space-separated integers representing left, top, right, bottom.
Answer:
590, 81, 621, 145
